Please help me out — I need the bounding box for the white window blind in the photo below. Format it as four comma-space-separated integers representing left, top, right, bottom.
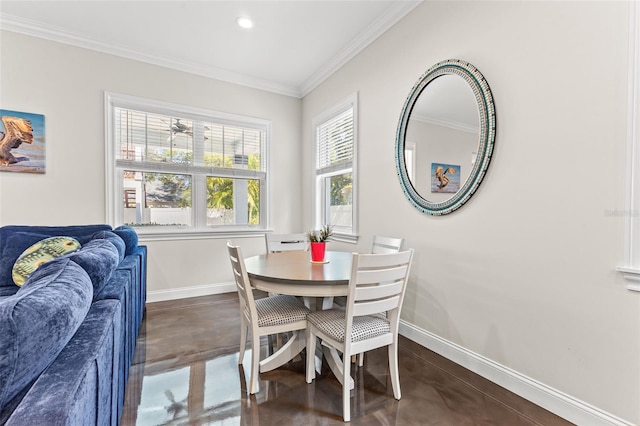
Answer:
316, 107, 354, 174
115, 108, 264, 173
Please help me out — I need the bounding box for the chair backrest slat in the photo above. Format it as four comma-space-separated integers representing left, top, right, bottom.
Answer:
355, 266, 408, 286
265, 233, 307, 252
354, 280, 404, 301
353, 296, 400, 317
355, 250, 412, 267
371, 235, 404, 254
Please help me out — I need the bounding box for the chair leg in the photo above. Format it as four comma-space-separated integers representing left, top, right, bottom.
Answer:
343, 354, 351, 422
388, 342, 401, 400
305, 328, 316, 384
350, 353, 364, 366
239, 320, 247, 363
276, 333, 284, 349
249, 332, 261, 394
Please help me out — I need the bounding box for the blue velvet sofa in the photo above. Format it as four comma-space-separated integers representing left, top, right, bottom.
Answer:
0, 225, 147, 425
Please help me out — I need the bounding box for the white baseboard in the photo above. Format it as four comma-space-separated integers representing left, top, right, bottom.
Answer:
147, 282, 235, 303
399, 321, 634, 426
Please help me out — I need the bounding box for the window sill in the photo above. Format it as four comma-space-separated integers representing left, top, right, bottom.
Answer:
616, 267, 640, 292
135, 227, 268, 242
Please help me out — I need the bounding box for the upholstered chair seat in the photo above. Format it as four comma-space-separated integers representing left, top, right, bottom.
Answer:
307, 309, 390, 343
254, 294, 310, 327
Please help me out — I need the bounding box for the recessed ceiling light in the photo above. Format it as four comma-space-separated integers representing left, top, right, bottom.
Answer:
236, 17, 254, 29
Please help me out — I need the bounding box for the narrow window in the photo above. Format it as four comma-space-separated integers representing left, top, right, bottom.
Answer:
313, 93, 358, 240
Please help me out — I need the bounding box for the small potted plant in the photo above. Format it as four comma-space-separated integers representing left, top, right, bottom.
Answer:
307, 225, 333, 262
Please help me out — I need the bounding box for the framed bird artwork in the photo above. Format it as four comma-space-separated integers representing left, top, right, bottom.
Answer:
0, 109, 45, 174
431, 162, 460, 193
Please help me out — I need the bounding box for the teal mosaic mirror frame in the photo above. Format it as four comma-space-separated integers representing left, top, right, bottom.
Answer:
395, 59, 496, 215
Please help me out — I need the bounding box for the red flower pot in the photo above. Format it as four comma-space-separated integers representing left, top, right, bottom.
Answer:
310, 242, 326, 262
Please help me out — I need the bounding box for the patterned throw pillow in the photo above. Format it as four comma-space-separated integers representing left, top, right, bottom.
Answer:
11, 236, 81, 286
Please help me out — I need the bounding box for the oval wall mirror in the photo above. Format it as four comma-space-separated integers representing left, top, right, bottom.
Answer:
395, 59, 496, 215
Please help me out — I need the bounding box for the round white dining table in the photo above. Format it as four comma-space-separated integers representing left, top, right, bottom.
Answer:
244, 250, 352, 299
243, 250, 355, 388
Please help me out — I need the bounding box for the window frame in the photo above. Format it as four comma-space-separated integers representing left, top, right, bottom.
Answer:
404, 141, 417, 183
312, 93, 358, 243
105, 92, 270, 240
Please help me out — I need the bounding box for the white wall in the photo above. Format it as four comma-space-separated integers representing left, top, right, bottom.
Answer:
0, 30, 302, 296
2, 1, 639, 423
302, 1, 638, 424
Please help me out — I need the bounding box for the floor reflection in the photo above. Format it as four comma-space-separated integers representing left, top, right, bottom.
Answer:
135, 353, 245, 425
121, 293, 572, 426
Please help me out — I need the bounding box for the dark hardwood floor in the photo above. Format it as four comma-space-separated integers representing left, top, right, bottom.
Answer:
121, 293, 573, 425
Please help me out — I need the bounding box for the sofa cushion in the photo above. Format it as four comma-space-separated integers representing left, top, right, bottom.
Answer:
0, 257, 93, 412
0, 286, 18, 298
0, 232, 51, 288
0, 225, 112, 288
0, 225, 111, 248
112, 226, 138, 256
12, 236, 81, 286
91, 230, 126, 261
66, 239, 120, 299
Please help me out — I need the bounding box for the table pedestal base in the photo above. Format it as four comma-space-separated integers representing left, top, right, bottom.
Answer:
323, 343, 354, 390
303, 296, 334, 310
260, 330, 306, 373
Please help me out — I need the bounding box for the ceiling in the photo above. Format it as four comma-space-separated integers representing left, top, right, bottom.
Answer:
0, 0, 422, 98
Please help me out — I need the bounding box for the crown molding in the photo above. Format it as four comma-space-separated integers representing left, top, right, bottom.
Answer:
298, 0, 422, 97
0, 1, 422, 99
0, 13, 303, 98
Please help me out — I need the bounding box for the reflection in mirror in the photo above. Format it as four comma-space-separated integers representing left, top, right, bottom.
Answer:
396, 59, 496, 215
405, 74, 479, 203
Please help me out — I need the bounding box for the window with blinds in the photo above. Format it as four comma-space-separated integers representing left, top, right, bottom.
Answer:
316, 108, 354, 173
313, 93, 358, 239
106, 93, 269, 233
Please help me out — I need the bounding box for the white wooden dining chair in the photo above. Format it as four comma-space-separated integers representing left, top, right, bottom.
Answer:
264, 233, 309, 346
265, 233, 307, 253
227, 241, 310, 394
305, 249, 414, 422
335, 235, 404, 365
